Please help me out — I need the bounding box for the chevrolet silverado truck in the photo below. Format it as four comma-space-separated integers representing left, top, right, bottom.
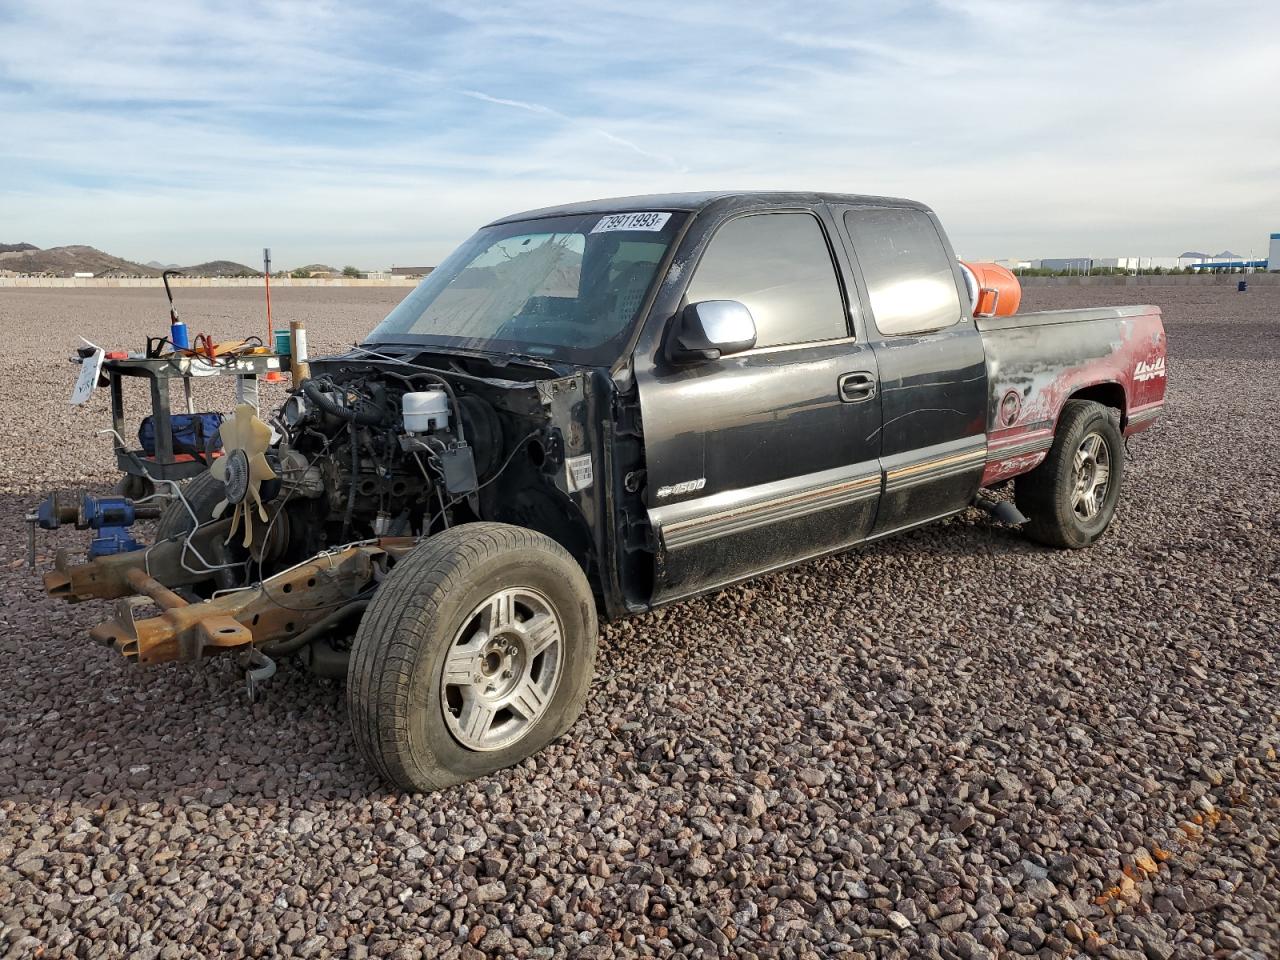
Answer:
38, 192, 1166, 791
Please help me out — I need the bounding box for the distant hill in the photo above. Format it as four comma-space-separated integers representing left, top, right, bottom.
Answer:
0, 244, 360, 280
0, 244, 160, 277
179, 260, 261, 278
1180, 249, 1243, 260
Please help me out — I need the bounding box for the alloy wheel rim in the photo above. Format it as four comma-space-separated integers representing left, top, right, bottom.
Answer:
440, 587, 563, 752
1071, 431, 1111, 522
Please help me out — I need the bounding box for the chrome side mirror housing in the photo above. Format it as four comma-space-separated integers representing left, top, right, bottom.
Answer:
670, 300, 757, 363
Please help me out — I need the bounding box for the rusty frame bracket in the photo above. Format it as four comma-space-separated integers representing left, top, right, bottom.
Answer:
43, 518, 240, 602
88, 543, 401, 664
45, 531, 421, 665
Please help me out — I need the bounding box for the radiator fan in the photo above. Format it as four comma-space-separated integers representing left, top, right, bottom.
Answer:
210, 404, 277, 548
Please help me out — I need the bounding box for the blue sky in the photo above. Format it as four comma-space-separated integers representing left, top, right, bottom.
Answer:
2, 0, 1278, 268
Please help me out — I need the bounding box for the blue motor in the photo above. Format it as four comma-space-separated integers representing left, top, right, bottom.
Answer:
33, 490, 161, 560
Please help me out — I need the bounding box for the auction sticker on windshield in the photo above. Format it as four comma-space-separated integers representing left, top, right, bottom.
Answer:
591, 212, 671, 233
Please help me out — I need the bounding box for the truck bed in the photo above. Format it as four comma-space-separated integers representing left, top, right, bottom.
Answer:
977, 304, 1167, 486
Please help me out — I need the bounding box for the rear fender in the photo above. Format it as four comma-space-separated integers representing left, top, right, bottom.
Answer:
981, 308, 1164, 485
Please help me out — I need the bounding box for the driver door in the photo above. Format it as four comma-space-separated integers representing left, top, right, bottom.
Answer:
636, 209, 883, 602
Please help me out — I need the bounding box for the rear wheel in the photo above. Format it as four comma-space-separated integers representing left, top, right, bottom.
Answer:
347, 522, 598, 792
1015, 399, 1125, 548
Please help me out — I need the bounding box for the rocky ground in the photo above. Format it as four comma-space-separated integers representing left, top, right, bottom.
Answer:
0, 282, 1276, 959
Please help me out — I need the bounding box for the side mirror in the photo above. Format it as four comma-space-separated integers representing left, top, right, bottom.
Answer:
671, 300, 756, 363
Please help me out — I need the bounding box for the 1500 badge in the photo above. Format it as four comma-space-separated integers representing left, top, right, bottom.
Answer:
656, 478, 706, 499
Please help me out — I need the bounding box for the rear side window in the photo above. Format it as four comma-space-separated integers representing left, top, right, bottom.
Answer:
685, 212, 847, 348
844, 207, 962, 336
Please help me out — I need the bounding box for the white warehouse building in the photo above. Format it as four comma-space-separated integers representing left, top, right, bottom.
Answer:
1091, 257, 1187, 271
1271, 233, 1280, 272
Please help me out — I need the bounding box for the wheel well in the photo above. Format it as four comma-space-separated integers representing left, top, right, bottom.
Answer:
488, 479, 598, 583
1066, 382, 1126, 424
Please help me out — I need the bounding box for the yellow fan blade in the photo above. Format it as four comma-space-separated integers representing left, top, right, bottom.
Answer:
224, 503, 243, 545
219, 408, 247, 450
211, 499, 228, 519
210, 457, 227, 481
228, 404, 262, 450
245, 414, 272, 454
249, 480, 269, 522
247, 452, 277, 482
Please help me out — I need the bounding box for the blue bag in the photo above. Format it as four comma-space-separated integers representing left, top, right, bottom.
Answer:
137, 412, 224, 459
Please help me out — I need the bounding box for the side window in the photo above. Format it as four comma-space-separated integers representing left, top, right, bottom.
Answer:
685, 213, 847, 348
843, 207, 962, 336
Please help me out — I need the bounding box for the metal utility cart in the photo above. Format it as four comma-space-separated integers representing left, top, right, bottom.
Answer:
105, 352, 282, 492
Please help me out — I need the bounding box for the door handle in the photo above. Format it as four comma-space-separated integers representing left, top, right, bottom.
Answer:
838, 371, 877, 403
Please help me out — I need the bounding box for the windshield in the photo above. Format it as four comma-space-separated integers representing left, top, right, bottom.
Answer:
367, 211, 685, 365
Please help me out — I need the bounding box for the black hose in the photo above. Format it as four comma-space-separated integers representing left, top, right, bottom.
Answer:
260, 599, 370, 658
341, 421, 358, 540
301, 378, 385, 426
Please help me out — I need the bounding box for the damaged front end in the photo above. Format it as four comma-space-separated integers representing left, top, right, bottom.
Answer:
34, 347, 614, 687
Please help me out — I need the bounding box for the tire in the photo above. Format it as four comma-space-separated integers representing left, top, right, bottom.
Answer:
1016, 399, 1125, 549
154, 470, 225, 540
348, 522, 598, 792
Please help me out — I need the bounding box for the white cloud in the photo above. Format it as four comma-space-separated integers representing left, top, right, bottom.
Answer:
1, 0, 1278, 265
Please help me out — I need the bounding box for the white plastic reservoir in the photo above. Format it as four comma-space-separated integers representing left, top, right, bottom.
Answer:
402, 389, 450, 433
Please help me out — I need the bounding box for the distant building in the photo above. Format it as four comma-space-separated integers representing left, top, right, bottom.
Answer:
1187, 259, 1268, 271
73, 271, 94, 278
1023, 251, 1267, 273
390, 266, 434, 278
1033, 258, 1094, 272
361, 270, 390, 280
1092, 257, 1185, 271
1270, 233, 1280, 272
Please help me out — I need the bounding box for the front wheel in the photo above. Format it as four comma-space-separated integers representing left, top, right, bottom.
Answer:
1015, 399, 1125, 548
347, 522, 598, 791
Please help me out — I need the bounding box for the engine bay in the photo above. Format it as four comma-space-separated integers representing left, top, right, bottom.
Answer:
227, 349, 565, 580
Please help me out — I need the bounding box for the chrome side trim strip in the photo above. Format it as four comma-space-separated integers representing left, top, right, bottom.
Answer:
1127, 404, 1164, 426
882, 438, 988, 494
651, 463, 881, 552
986, 436, 1054, 462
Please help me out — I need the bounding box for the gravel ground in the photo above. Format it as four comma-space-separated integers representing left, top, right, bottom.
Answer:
0, 283, 1276, 959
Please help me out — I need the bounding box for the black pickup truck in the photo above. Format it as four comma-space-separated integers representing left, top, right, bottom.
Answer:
41, 191, 1166, 791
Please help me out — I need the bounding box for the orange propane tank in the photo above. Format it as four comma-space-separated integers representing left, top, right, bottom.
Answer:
960, 261, 1021, 317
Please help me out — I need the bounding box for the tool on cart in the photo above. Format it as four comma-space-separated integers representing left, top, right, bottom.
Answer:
163, 270, 190, 350
162, 270, 197, 414
289, 319, 311, 382
263, 247, 284, 383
